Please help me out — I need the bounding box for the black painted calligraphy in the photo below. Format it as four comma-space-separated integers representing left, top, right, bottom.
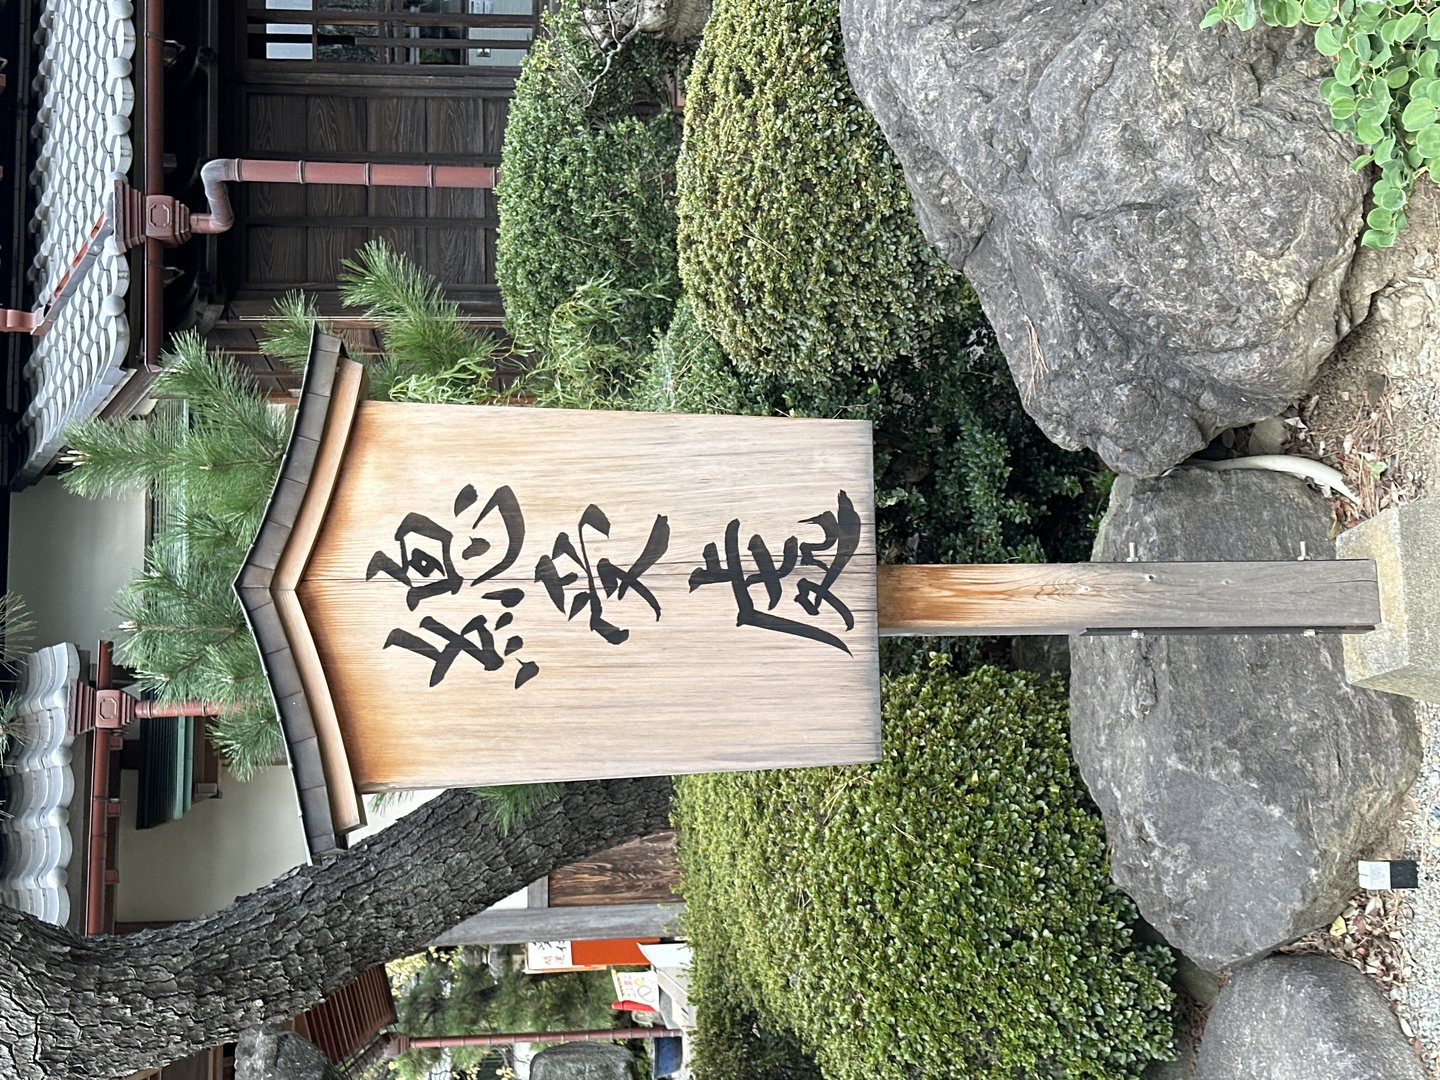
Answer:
369, 484, 537, 688
689, 490, 861, 653
535, 505, 671, 645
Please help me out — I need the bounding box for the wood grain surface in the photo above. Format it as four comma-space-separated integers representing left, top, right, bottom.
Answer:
299, 401, 881, 790
877, 561, 1381, 636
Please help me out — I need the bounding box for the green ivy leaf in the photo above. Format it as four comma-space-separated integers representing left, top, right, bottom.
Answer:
1355, 116, 1384, 142
1331, 94, 1359, 118
1273, 0, 1302, 26
1430, 9, 1440, 39
1316, 22, 1343, 51
1366, 206, 1395, 229
1302, 0, 1331, 23
1417, 125, 1440, 158
1374, 183, 1407, 209
1235, 0, 1260, 30
1386, 66, 1412, 88
1394, 12, 1423, 40
1200, 6, 1225, 28
1401, 98, 1437, 129
1362, 226, 1398, 247
1374, 134, 1396, 162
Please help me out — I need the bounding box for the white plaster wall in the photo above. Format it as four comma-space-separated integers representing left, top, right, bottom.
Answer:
115, 765, 310, 922
7, 477, 146, 650
9, 480, 311, 923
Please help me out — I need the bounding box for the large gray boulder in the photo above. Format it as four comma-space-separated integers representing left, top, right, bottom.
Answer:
530, 1042, 637, 1080
1196, 955, 1425, 1079
840, 0, 1371, 475
1069, 470, 1418, 970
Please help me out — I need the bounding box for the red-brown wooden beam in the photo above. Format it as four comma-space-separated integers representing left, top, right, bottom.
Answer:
394, 1028, 682, 1051
876, 561, 1381, 637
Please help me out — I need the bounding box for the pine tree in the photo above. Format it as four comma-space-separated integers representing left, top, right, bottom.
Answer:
264, 240, 514, 407
62, 331, 291, 778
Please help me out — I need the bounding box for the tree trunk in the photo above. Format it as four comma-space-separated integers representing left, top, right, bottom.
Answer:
0, 777, 672, 1079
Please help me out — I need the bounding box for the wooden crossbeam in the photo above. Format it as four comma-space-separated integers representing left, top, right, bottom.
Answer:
876, 561, 1381, 637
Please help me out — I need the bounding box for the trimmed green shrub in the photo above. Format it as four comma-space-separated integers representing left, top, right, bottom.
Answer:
676, 667, 1176, 1080
676, 0, 960, 386
497, 0, 685, 349
634, 298, 759, 414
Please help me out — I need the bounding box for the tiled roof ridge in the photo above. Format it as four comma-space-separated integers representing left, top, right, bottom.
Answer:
16, 0, 136, 484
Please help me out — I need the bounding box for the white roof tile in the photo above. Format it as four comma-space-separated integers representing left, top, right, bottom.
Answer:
0, 645, 82, 926
16, 0, 136, 484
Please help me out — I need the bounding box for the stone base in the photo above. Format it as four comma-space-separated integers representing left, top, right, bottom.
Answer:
1338, 500, 1440, 702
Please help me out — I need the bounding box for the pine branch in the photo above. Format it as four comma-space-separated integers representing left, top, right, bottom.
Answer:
261, 291, 329, 373
340, 240, 500, 380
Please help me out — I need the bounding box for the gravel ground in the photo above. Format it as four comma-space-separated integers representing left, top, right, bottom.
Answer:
1288, 186, 1440, 1077
1396, 704, 1440, 1078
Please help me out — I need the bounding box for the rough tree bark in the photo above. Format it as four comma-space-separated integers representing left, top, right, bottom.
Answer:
0, 777, 672, 1079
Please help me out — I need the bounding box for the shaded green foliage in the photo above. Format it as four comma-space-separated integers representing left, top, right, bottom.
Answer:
632, 298, 759, 415
391, 949, 620, 1080
497, 0, 685, 350
521, 276, 670, 408
676, 668, 1176, 1080
676, 0, 959, 386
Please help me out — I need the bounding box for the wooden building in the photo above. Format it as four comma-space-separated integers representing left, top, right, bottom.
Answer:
205, 0, 537, 368
4, 0, 544, 488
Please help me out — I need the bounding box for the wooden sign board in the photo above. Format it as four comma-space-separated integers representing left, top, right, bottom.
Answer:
238, 334, 879, 852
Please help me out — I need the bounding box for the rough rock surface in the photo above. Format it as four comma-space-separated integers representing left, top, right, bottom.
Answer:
582, 0, 710, 45
1069, 470, 1418, 970
1196, 954, 1426, 1079
234, 1026, 330, 1080
530, 1042, 637, 1080
840, 0, 1371, 475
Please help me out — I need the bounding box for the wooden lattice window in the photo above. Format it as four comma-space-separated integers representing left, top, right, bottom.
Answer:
246, 0, 540, 69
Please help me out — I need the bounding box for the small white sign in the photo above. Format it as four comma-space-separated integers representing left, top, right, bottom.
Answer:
1358, 861, 1392, 890
524, 940, 574, 972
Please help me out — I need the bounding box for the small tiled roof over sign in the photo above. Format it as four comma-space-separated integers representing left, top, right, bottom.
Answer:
16, 0, 136, 485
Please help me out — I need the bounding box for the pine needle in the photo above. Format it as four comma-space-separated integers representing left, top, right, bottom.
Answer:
470, 784, 564, 833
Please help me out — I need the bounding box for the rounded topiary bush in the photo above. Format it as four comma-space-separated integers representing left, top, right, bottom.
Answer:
675, 0, 960, 386
497, 1, 684, 349
676, 667, 1176, 1080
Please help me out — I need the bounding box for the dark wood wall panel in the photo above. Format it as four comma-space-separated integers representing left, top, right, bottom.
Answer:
548, 831, 682, 908
307, 227, 369, 284
368, 98, 428, 217
428, 229, 487, 287
247, 226, 307, 285
228, 83, 510, 316
247, 94, 307, 155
